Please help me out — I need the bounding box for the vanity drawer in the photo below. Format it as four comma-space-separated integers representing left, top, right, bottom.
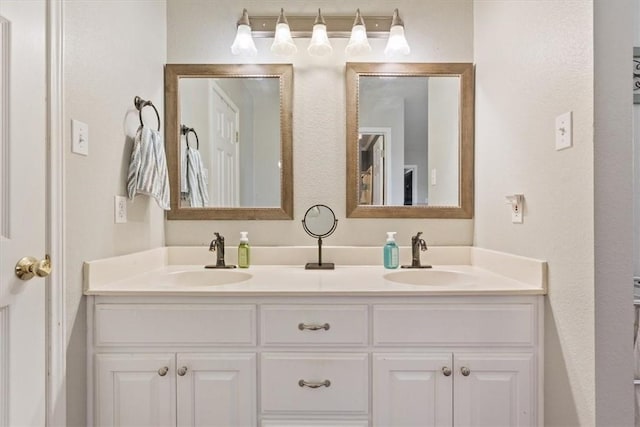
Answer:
373, 303, 535, 346
260, 305, 368, 346
94, 304, 256, 346
261, 353, 368, 414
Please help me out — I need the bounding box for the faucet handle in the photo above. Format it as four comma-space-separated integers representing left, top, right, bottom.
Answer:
209, 232, 223, 252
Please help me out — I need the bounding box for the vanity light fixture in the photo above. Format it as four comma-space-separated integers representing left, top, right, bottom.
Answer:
230, 8, 257, 57
230, 9, 409, 58
384, 9, 410, 57
307, 9, 332, 57
271, 8, 297, 56
345, 9, 372, 57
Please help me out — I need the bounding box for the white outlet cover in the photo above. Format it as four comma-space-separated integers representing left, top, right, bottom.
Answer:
555, 111, 572, 151
114, 196, 127, 224
71, 119, 89, 156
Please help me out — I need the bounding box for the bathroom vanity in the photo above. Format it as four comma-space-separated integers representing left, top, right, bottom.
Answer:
85, 246, 546, 427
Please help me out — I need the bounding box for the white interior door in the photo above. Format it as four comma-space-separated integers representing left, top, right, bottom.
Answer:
210, 83, 239, 207
0, 1, 48, 426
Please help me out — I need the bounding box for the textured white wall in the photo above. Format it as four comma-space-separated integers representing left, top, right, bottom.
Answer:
64, 1, 166, 425
474, 1, 598, 425
165, 0, 474, 247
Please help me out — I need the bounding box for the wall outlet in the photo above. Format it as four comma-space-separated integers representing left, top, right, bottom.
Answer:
505, 194, 524, 224
71, 119, 89, 156
114, 196, 127, 223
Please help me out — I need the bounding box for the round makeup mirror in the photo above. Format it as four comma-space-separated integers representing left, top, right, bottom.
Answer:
302, 204, 338, 270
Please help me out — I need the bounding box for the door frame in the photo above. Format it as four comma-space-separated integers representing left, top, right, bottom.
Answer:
359, 127, 392, 205
46, 0, 66, 425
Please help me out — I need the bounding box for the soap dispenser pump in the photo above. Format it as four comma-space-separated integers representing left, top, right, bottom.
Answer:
238, 231, 250, 268
383, 232, 399, 269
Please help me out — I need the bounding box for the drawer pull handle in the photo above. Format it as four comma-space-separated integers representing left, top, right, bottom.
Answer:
177, 366, 188, 376
441, 367, 452, 377
298, 379, 331, 389
298, 322, 330, 331
461, 366, 471, 377
157, 366, 169, 377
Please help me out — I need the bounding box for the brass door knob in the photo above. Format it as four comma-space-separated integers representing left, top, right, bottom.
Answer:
15, 255, 52, 280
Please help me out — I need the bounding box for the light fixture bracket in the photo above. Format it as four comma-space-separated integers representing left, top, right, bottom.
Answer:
250, 15, 392, 38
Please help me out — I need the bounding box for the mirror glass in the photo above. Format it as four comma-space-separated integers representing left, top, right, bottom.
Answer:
303, 205, 337, 237
180, 77, 281, 208
346, 63, 474, 219
359, 76, 459, 207
165, 64, 293, 220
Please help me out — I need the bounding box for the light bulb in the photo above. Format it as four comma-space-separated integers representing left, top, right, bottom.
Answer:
230, 9, 257, 57
384, 9, 410, 57
271, 8, 297, 56
345, 9, 371, 57
308, 9, 332, 57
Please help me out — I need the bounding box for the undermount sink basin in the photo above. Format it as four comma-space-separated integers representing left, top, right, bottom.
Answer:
161, 270, 252, 287
384, 269, 475, 286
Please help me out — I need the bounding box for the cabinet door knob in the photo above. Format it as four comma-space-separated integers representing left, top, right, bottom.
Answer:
460, 366, 471, 376
442, 367, 452, 377
298, 322, 330, 331
298, 379, 331, 388
157, 366, 169, 377
177, 366, 188, 376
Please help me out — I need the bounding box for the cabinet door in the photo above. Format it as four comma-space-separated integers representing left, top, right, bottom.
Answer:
453, 353, 534, 427
176, 353, 256, 427
95, 353, 175, 427
373, 353, 453, 427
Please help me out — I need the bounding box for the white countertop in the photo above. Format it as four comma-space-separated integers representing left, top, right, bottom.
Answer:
84, 246, 547, 297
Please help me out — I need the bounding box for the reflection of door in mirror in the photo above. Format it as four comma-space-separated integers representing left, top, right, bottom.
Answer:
210, 82, 239, 207
359, 129, 390, 205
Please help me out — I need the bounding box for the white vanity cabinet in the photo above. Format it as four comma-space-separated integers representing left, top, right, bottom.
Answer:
90, 302, 257, 427
372, 303, 539, 427
88, 296, 542, 427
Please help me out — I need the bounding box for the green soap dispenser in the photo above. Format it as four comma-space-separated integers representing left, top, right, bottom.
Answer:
238, 231, 250, 268
383, 232, 399, 269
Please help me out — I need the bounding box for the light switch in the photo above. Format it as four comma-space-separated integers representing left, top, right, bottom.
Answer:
431, 168, 437, 186
555, 111, 572, 151
71, 119, 89, 156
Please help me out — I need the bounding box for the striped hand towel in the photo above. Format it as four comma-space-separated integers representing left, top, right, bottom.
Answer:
182, 146, 209, 207
127, 126, 170, 210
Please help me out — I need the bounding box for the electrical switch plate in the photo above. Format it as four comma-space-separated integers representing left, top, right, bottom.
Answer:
505, 194, 524, 224
555, 111, 572, 150
431, 168, 437, 186
114, 196, 127, 224
71, 119, 89, 155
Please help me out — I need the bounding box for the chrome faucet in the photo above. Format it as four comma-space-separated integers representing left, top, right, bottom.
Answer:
402, 232, 431, 269
205, 232, 236, 269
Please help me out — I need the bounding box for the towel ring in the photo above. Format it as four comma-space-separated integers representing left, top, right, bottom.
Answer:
180, 124, 199, 150
134, 96, 161, 131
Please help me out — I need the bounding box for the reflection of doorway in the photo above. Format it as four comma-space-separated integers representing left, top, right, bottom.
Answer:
359, 127, 392, 205
210, 82, 240, 207
404, 165, 418, 206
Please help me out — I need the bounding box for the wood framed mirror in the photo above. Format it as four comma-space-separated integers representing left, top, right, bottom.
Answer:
165, 64, 293, 220
346, 62, 474, 218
